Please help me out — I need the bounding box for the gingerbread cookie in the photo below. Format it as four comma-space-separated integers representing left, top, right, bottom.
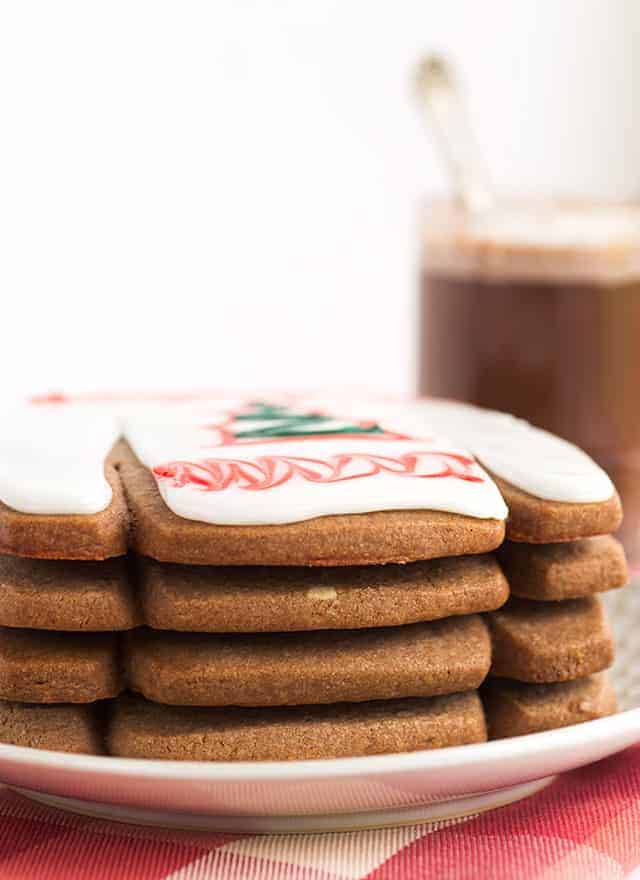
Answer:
1, 396, 510, 564
0, 555, 140, 631
126, 616, 491, 707
0, 628, 122, 703
0, 392, 625, 765
108, 691, 486, 761
0, 700, 104, 754
387, 399, 622, 543
0, 676, 614, 757
488, 597, 614, 683
492, 476, 622, 544
119, 444, 504, 566
139, 554, 508, 632
3, 394, 619, 561
497, 536, 628, 601
483, 673, 616, 738
0, 461, 128, 561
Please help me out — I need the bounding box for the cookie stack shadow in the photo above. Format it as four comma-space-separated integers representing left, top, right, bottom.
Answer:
0, 497, 628, 760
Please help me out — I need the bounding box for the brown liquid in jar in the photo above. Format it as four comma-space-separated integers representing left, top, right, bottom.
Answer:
419, 202, 640, 561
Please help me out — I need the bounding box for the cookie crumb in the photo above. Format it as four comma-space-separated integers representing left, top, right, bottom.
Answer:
306, 586, 338, 602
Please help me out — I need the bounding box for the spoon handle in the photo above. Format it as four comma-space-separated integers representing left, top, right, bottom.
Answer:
415, 54, 493, 214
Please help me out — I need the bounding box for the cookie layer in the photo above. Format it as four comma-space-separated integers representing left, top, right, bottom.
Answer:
0, 552, 508, 634
498, 536, 628, 601
488, 597, 614, 683
117, 444, 505, 566
0, 460, 129, 561
139, 554, 508, 632
126, 616, 491, 707
483, 674, 616, 738
0, 700, 104, 753
0, 594, 615, 705
0, 556, 141, 631
493, 475, 623, 544
0, 628, 122, 703
1, 677, 616, 758
108, 690, 486, 761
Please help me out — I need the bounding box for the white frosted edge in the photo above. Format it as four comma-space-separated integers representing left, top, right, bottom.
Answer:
0, 406, 118, 515
389, 400, 615, 505
5, 393, 610, 522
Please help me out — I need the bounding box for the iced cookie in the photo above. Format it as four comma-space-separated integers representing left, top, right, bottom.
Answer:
0, 396, 509, 565
492, 476, 622, 544
498, 536, 628, 601
0, 395, 622, 561
0, 461, 128, 561
0, 700, 104, 754
483, 673, 616, 738
0, 405, 129, 560
119, 445, 505, 566
139, 554, 509, 632
118, 398, 509, 566
108, 690, 486, 761
0, 555, 140, 631
126, 616, 491, 707
389, 400, 623, 544
488, 597, 614, 683
0, 628, 122, 703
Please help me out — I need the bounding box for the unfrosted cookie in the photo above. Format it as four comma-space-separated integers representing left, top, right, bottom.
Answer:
0, 676, 615, 758
488, 597, 614, 683
108, 690, 486, 760
483, 673, 616, 738
498, 536, 628, 601
126, 616, 491, 707
139, 554, 508, 632
493, 476, 622, 544
0, 555, 141, 631
0, 628, 122, 703
0, 460, 129, 561
117, 444, 505, 567
0, 700, 104, 753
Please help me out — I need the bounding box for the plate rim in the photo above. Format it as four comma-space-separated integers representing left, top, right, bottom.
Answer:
1, 706, 638, 782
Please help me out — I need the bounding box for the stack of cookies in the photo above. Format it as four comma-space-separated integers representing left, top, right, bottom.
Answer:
0, 395, 627, 760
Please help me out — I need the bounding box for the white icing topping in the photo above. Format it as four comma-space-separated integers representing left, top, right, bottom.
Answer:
123, 406, 508, 525
0, 393, 613, 522
0, 405, 118, 515
387, 400, 614, 504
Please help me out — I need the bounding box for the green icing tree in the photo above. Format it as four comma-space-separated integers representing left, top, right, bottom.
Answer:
232, 402, 384, 440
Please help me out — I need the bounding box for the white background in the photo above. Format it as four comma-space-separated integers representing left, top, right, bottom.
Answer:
1, 1, 638, 398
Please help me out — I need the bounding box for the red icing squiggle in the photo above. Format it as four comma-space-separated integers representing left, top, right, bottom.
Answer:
153, 451, 483, 492
30, 392, 70, 404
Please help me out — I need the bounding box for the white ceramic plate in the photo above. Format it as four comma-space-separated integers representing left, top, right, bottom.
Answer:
0, 582, 638, 832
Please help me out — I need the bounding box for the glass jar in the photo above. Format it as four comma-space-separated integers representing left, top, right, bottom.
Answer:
419, 200, 640, 562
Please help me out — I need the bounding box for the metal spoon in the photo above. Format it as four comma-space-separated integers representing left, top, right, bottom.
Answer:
415, 54, 493, 214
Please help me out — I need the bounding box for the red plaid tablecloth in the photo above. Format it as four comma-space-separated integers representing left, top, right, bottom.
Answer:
2, 746, 640, 879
